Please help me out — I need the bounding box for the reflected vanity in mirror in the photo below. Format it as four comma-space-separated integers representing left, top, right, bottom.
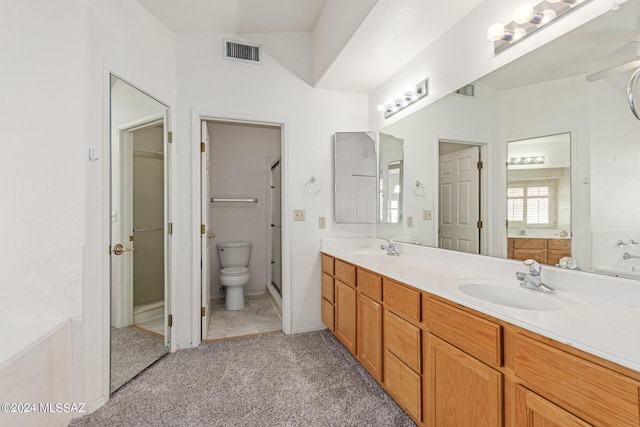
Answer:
507, 133, 571, 266
376, 0, 640, 279
334, 132, 404, 225
110, 75, 170, 392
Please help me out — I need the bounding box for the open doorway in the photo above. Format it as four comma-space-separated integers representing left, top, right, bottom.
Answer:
200, 119, 283, 341
438, 140, 486, 254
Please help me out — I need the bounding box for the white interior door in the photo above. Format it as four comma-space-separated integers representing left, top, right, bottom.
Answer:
201, 120, 212, 339
439, 146, 480, 253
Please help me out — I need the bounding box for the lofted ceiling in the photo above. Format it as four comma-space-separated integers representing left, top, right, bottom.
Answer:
135, 0, 483, 93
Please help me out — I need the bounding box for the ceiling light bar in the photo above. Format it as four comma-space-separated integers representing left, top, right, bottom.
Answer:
487, 0, 592, 55
378, 79, 429, 119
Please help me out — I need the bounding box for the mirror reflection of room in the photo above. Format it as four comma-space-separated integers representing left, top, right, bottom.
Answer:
109, 75, 169, 393
506, 134, 571, 266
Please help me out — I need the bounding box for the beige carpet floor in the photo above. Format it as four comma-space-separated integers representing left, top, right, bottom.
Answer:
71, 330, 415, 426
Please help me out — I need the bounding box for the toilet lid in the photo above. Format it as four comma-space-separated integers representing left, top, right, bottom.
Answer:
221, 267, 249, 276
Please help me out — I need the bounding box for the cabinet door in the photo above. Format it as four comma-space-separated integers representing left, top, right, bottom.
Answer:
357, 293, 383, 382
334, 280, 357, 354
515, 385, 590, 427
427, 335, 503, 427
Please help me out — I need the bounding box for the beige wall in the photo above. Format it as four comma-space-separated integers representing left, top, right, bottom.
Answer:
208, 121, 281, 298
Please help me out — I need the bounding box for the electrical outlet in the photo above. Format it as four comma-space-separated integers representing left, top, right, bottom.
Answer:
319, 217, 326, 229
423, 210, 432, 221
407, 217, 413, 227
294, 209, 305, 221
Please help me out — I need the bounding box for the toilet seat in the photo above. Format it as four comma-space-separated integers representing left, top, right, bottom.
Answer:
220, 266, 249, 276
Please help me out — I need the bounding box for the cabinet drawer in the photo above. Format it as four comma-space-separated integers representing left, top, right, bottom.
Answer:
358, 269, 382, 302
385, 349, 422, 423
321, 253, 334, 275
547, 239, 570, 250
513, 249, 547, 264
424, 297, 502, 367
515, 334, 640, 426
385, 310, 421, 373
384, 278, 421, 323
321, 298, 334, 332
513, 239, 546, 249
335, 260, 356, 288
321, 273, 334, 303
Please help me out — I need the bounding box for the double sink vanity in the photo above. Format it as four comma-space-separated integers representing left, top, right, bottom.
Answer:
320, 239, 640, 426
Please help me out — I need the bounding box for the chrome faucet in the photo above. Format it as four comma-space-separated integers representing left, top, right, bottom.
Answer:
516, 259, 555, 294
380, 239, 400, 256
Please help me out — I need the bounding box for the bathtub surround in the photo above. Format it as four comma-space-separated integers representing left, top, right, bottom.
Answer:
71, 330, 415, 426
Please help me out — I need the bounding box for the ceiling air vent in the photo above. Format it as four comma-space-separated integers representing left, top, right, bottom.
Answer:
454, 84, 475, 98
224, 39, 262, 64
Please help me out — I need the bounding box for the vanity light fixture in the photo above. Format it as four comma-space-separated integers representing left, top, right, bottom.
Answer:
488, 0, 591, 54
377, 78, 429, 119
507, 156, 545, 166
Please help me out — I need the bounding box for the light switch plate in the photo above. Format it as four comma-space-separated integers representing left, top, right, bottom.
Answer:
318, 217, 326, 229
294, 209, 305, 221
407, 217, 413, 227
423, 210, 432, 220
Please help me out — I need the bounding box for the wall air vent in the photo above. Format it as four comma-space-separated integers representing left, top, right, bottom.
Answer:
454, 84, 475, 98
223, 39, 262, 64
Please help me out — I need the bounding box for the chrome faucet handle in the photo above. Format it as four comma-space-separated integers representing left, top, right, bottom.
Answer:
523, 259, 541, 275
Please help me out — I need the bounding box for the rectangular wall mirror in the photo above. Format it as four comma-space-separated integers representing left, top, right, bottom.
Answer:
334, 132, 404, 225
376, 0, 640, 280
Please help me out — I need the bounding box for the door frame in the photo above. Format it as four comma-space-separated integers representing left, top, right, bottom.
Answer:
191, 110, 290, 346
435, 137, 489, 255
111, 114, 165, 329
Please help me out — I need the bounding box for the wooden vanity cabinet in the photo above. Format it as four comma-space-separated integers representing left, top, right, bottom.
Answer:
320, 254, 335, 331
383, 278, 423, 423
508, 238, 571, 266
320, 253, 640, 427
424, 296, 503, 427
356, 268, 383, 383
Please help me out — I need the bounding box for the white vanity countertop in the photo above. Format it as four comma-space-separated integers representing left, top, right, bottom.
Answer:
321, 241, 640, 373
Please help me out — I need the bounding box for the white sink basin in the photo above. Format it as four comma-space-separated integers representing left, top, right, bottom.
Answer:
458, 283, 562, 311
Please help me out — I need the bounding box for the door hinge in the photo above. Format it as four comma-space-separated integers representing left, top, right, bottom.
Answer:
201, 224, 206, 235
477, 161, 483, 170
168, 314, 173, 327
168, 131, 173, 143
201, 306, 206, 317
168, 223, 173, 235
477, 220, 483, 229
201, 142, 205, 153
129, 235, 134, 242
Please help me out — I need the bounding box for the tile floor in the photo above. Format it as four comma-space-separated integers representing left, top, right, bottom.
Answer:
135, 315, 165, 337
205, 294, 282, 340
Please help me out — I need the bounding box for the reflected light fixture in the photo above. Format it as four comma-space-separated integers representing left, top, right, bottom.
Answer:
377, 78, 429, 119
488, 0, 591, 54
507, 156, 545, 166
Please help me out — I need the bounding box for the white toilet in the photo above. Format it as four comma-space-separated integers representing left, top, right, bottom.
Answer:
218, 241, 251, 310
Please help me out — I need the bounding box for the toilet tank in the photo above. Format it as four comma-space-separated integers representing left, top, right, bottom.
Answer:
217, 241, 251, 267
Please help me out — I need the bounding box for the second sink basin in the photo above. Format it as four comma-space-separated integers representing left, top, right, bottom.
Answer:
458, 283, 562, 311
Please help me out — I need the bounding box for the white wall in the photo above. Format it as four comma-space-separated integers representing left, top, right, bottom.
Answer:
176, 33, 369, 339
208, 122, 281, 298
0, 0, 87, 324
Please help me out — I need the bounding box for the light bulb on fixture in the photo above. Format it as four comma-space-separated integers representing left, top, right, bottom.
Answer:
487, 24, 527, 42
377, 104, 385, 112
541, 9, 557, 24
487, 23, 508, 41
547, 0, 582, 4
514, 4, 542, 24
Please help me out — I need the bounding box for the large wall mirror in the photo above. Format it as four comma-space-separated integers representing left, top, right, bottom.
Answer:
110, 75, 170, 392
377, 0, 640, 280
